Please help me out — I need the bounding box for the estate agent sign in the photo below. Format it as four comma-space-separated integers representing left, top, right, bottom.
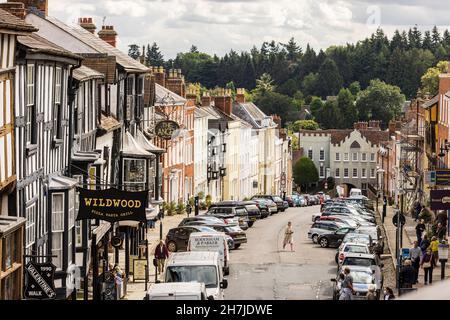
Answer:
76, 188, 148, 222
24, 261, 56, 300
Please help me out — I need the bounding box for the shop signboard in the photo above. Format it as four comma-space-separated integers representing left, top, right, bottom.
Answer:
430, 189, 450, 210
133, 259, 147, 281
155, 120, 180, 140
77, 188, 148, 222
24, 261, 56, 300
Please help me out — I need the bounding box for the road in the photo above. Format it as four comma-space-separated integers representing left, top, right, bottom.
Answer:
226, 205, 336, 300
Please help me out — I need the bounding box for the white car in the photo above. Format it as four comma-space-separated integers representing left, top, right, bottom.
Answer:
146, 282, 211, 300
335, 242, 371, 265
188, 232, 230, 275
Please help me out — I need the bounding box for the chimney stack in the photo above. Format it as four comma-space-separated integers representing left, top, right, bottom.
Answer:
98, 25, 118, 48
7, 0, 47, 17
354, 122, 368, 130
152, 66, 166, 87
78, 17, 96, 34
271, 114, 282, 129
166, 68, 186, 98
368, 120, 381, 130
186, 87, 198, 104
201, 92, 211, 107
0, 2, 26, 19
236, 88, 246, 104
214, 89, 233, 115
439, 73, 450, 96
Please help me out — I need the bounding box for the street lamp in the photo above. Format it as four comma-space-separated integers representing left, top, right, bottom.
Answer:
438, 241, 449, 280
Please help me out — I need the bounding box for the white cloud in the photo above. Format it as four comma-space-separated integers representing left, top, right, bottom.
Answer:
47, 0, 450, 59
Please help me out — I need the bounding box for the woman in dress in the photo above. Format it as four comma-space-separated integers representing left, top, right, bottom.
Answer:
283, 221, 294, 251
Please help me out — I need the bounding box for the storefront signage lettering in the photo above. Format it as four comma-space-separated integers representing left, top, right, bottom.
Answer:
155, 120, 180, 140
430, 189, 450, 210
24, 261, 56, 300
77, 188, 148, 222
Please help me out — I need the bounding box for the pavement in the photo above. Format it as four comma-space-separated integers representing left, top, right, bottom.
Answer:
226, 205, 335, 300
378, 204, 450, 296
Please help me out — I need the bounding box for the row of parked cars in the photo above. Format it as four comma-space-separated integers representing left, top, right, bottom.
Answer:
307, 196, 386, 300
285, 193, 331, 207
146, 195, 290, 300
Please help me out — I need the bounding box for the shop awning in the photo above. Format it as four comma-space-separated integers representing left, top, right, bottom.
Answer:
121, 131, 155, 159
48, 174, 79, 190
136, 129, 165, 154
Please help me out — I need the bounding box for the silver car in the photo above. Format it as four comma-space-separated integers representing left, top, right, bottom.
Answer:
307, 221, 347, 243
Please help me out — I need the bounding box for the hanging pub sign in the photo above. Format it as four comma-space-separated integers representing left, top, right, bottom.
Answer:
430, 189, 450, 210
76, 188, 148, 223
155, 120, 180, 140
24, 261, 56, 300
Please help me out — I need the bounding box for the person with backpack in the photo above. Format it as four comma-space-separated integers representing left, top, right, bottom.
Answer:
421, 248, 436, 285
420, 234, 430, 254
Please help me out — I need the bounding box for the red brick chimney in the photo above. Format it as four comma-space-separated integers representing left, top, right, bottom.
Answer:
368, 120, 380, 130
272, 114, 282, 129
78, 17, 96, 34
0, 2, 26, 19
214, 89, 232, 115
8, 0, 47, 17
354, 122, 368, 130
201, 92, 211, 107
152, 66, 166, 87
236, 88, 246, 104
186, 87, 197, 104
439, 73, 450, 96
98, 25, 118, 48
166, 69, 186, 98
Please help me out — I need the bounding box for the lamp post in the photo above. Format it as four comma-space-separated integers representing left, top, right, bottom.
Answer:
438, 241, 449, 280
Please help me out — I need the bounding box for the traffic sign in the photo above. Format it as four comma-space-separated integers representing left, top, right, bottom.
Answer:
392, 212, 406, 227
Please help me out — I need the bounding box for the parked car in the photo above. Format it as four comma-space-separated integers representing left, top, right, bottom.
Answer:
179, 216, 225, 227
253, 198, 278, 215
203, 224, 248, 249
188, 232, 230, 275
319, 216, 359, 228
335, 242, 372, 264
145, 282, 211, 300
354, 226, 384, 253
285, 196, 295, 207
316, 226, 356, 248
282, 200, 289, 211
206, 206, 249, 230
331, 265, 383, 300
341, 252, 383, 269
251, 195, 284, 212
297, 195, 307, 207
324, 206, 376, 224
166, 226, 224, 252
341, 233, 373, 250
307, 221, 347, 244
209, 201, 260, 226
317, 211, 375, 227
251, 198, 271, 218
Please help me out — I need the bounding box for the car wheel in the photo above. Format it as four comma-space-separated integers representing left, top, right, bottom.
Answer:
314, 216, 320, 222
224, 267, 230, 276
335, 253, 339, 264
319, 237, 329, 248
248, 221, 254, 228
167, 241, 177, 252
312, 234, 319, 244
234, 244, 241, 249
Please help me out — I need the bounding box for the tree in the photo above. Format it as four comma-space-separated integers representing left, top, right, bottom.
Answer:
309, 96, 323, 120
355, 79, 406, 127
282, 37, 302, 62
254, 73, 275, 95
289, 120, 319, 131
421, 61, 450, 96
301, 72, 319, 97
128, 44, 141, 60
422, 31, 432, 51
146, 42, 164, 66
253, 91, 297, 126
337, 88, 357, 129
348, 81, 361, 96
293, 157, 319, 192
317, 58, 343, 97
317, 100, 343, 129
190, 45, 199, 53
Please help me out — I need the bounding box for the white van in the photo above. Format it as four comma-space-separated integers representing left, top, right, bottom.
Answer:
164, 251, 227, 300
349, 188, 362, 197
145, 282, 210, 300
187, 232, 230, 275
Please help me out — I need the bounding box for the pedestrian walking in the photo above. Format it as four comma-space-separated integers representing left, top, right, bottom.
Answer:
400, 259, 415, 288
282, 221, 294, 251
415, 219, 426, 246
366, 285, 377, 300
154, 240, 169, 275
414, 201, 422, 221
421, 249, 436, 285
420, 234, 430, 254
437, 222, 447, 242
383, 287, 395, 300
410, 241, 422, 284
430, 236, 439, 265
339, 267, 355, 300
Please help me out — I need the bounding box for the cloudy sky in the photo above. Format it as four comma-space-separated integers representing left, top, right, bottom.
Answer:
48, 0, 450, 58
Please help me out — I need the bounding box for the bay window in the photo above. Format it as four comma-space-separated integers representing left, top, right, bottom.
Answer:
51, 193, 64, 270
123, 158, 147, 191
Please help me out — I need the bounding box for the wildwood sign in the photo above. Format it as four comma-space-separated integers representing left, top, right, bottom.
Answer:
155, 120, 180, 140
24, 261, 56, 300
76, 188, 148, 222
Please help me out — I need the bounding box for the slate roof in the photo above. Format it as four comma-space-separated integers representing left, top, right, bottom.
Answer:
422, 95, 439, 109
155, 83, 186, 106
232, 101, 276, 129
194, 107, 211, 119
17, 33, 81, 60
73, 65, 104, 81
42, 15, 148, 73
0, 8, 37, 32
202, 106, 234, 121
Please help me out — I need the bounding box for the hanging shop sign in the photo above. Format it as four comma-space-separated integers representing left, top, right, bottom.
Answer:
435, 169, 450, 186
155, 120, 180, 140
76, 188, 148, 223
24, 261, 56, 300
430, 189, 450, 210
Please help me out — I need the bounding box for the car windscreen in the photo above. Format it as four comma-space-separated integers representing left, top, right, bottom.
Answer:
165, 266, 218, 288
357, 229, 377, 239
197, 226, 219, 233
235, 208, 247, 216
273, 197, 283, 202
343, 257, 375, 267
245, 205, 259, 211
344, 245, 369, 254
350, 271, 373, 284
343, 234, 370, 243
214, 208, 233, 214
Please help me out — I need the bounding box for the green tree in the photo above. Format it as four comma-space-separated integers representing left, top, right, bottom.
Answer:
355, 79, 406, 127
348, 81, 361, 96
301, 72, 319, 97
289, 120, 319, 131
293, 157, 319, 192
254, 73, 275, 95
253, 91, 297, 126
337, 88, 358, 129
282, 37, 302, 62
317, 100, 343, 129
421, 61, 450, 96
309, 96, 323, 120
317, 58, 343, 97
146, 42, 164, 66
128, 44, 141, 60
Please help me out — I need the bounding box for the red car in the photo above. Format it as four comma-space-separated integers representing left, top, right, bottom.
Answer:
285, 196, 295, 207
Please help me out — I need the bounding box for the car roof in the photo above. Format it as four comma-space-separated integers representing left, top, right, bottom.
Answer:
338, 265, 375, 273
167, 252, 219, 266
343, 242, 370, 248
